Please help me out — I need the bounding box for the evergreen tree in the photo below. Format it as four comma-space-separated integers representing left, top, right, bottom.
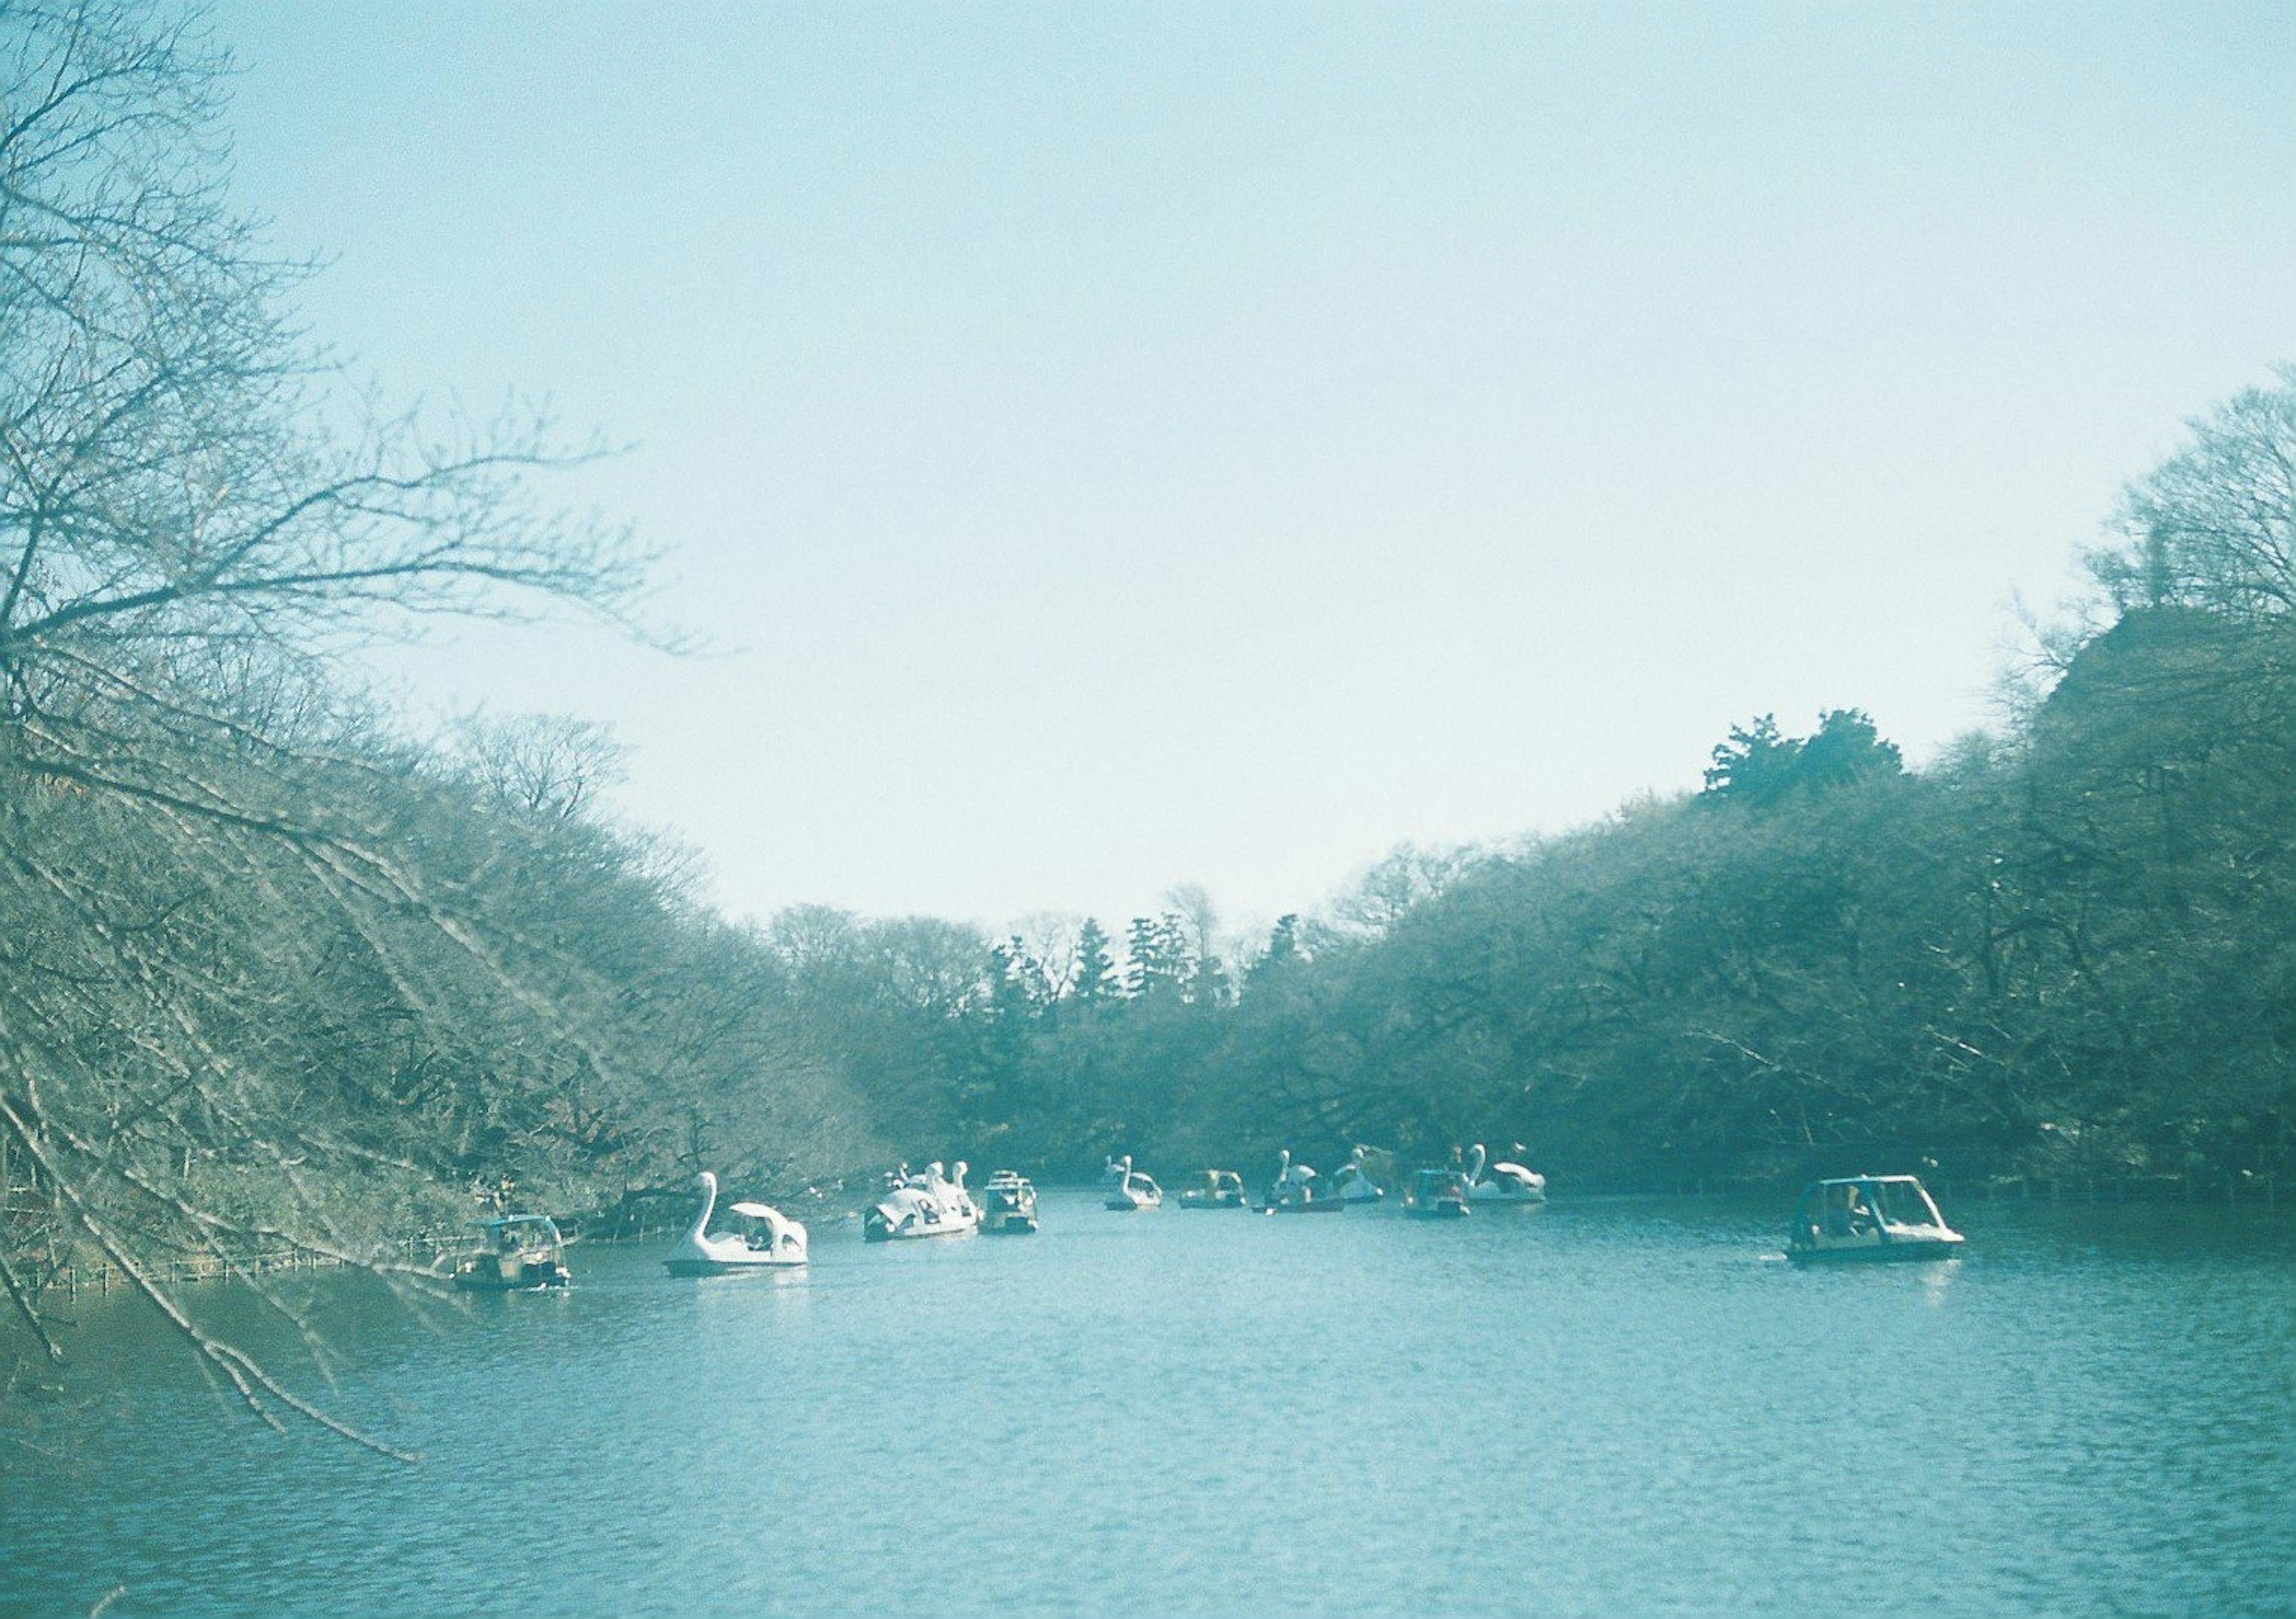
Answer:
1122, 914, 1194, 1000
1245, 914, 1304, 988
1702, 714, 1802, 801
1070, 918, 1120, 1004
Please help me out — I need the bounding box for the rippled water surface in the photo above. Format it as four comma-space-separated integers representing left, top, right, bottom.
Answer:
9, 1192, 2295, 1617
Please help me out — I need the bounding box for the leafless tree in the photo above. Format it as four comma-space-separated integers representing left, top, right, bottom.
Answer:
447, 711, 628, 821
0, 0, 694, 1453
2091, 363, 2296, 623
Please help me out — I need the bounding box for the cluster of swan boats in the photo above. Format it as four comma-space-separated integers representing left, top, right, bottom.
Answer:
1098, 1144, 1546, 1215
451, 1155, 1964, 1289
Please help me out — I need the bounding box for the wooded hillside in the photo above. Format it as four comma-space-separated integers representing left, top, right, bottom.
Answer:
903, 379, 2296, 1197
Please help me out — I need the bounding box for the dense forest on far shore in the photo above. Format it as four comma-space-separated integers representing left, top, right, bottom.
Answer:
834, 583, 2296, 1202
3, 2, 2291, 1435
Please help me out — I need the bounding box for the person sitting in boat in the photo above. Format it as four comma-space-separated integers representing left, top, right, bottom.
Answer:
1826, 1184, 1880, 1237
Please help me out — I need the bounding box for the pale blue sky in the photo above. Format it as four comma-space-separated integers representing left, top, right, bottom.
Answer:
209, 1, 2296, 938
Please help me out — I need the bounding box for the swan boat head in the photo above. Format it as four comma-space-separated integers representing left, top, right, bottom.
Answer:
686, 1170, 720, 1244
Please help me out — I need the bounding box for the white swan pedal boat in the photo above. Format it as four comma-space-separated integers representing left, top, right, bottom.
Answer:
1263, 1150, 1344, 1213
865, 1162, 982, 1242
1463, 1143, 1546, 1205
662, 1171, 807, 1274
1105, 1156, 1162, 1210
1334, 1145, 1385, 1203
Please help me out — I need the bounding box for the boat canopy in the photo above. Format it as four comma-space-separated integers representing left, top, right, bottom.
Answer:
727, 1202, 778, 1220
475, 1214, 562, 1235
1794, 1175, 1949, 1232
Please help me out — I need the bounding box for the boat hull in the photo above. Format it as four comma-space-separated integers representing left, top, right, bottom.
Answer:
1787, 1238, 1964, 1265
864, 1214, 979, 1242
864, 1225, 977, 1242
452, 1264, 570, 1292
662, 1256, 804, 1275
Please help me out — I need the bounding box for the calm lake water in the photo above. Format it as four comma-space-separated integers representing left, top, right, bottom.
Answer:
8, 1190, 2294, 1617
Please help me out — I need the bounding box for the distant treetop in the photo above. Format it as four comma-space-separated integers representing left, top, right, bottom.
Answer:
1702, 709, 1903, 804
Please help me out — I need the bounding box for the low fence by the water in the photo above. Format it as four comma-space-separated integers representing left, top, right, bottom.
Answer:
1954, 1171, 2280, 1207
36, 1235, 451, 1297
1612, 1171, 2280, 1206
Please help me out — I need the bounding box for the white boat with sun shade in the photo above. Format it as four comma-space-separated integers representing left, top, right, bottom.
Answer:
1787, 1174, 1964, 1264
981, 1170, 1039, 1235
451, 1214, 572, 1291
1177, 1169, 1249, 1209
